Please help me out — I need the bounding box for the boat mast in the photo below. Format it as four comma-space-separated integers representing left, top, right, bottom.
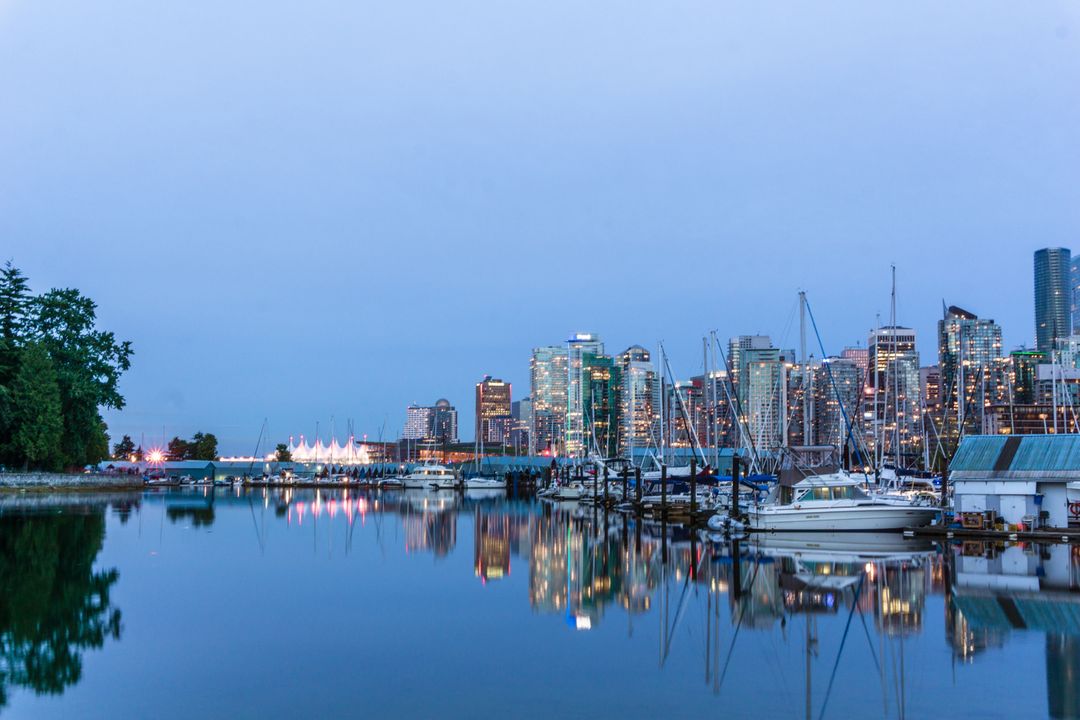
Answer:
800, 291, 811, 447
891, 264, 901, 469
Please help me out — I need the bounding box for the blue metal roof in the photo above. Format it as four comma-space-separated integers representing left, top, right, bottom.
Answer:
952, 434, 1080, 473
950, 436, 1007, 472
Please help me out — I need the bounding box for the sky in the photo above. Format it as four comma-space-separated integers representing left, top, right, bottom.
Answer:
2, 1, 1079, 453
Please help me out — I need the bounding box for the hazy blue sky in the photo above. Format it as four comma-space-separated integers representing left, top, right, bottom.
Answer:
2, 1, 1079, 453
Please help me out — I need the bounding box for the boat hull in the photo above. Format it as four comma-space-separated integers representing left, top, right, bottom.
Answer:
748, 505, 939, 532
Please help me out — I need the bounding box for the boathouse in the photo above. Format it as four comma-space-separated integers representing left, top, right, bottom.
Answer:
950, 434, 1080, 528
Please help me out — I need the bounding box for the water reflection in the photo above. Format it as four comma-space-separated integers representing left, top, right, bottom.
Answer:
7, 487, 1080, 718
0, 498, 124, 709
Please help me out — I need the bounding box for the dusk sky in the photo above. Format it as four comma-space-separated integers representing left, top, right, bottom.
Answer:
2, 1, 1079, 453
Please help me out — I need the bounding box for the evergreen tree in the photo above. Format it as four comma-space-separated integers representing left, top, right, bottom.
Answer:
112, 435, 136, 460
0, 261, 30, 345
274, 443, 292, 462
9, 343, 63, 471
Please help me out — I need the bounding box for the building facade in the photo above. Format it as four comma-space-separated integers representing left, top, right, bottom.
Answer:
1035, 247, 1072, 353
530, 345, 568, 455
475, 376, 512, 444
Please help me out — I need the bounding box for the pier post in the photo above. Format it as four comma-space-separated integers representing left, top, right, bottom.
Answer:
661, 464, 668, 518
603, 465, 609, 505
621, 467, 628, 502
690, 458, 697, 518
635, 467, 642, 506
592, 465, 597, 503
729, 456, 740, 520
940, 456, 950, 511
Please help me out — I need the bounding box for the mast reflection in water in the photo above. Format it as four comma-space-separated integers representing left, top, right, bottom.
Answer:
3, 487, 1080, 719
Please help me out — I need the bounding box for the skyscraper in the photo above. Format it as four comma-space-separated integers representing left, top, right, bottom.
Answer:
530, 345, 568, 454
403, 399, 458, 443
565, 333, 605, 458
937, 305, 1004, 436
1035, 247, 1072, 353
868, 327, 920, 466
475, 376, 511, 443
616, 345, 658, 459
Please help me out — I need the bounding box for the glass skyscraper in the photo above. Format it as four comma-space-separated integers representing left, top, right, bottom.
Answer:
1034, 247, 1072, 353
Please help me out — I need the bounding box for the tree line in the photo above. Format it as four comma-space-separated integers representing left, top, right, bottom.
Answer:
111, 431, 219, 462
0, 262, 133, 471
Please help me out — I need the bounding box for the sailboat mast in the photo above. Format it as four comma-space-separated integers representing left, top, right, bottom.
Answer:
891, 264, 901, 468
799, 291, 810, 446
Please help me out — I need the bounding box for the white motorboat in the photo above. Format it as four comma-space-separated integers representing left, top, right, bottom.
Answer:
745, 472, 940, 532
401, 463, 459, 489
544, 482, 586, 501
464, 476, 506, 490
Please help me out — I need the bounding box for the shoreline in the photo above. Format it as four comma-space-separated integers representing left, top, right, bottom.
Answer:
0, 473, 144, 493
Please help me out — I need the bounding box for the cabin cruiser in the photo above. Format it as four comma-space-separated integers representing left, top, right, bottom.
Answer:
539, 481, 587, 501
400, 464, 459, 489
745, 472, 939, 532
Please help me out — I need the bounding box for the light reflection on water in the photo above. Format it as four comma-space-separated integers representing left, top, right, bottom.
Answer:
1, 487, 1079, 719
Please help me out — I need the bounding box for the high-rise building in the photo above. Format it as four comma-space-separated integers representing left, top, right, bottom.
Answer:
510, 397, 532, 453
402, 399, 458, 443
475, 376, 511, 443
581, 352, 620, 458
920, 366, 941, 414
868, 327, 920, 466
1035, 247, 1072, 353
565, 333, 605, 458
530, 345, 568, 455
937, 306, 1004, 437
1010, 350, 1046, 404
1072, 256, 1080, 334
728, 335, 795, 451
616, 346, 658, 459
814, 357, 862, 449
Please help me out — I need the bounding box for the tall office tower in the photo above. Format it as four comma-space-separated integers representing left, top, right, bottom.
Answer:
530, 345, 568, 455
475, 376, 512, 443
581, 352, 620, 458
666, 379, 703, 449
616, 345, 658, 460
920, 366, 942, 415
1035, 247, 1072, 353
813, 357, 862, 449
565, 333, 605, 458
937, 306, 1004, 436
1072, 257, 1080, 334
868, 327, 920, 466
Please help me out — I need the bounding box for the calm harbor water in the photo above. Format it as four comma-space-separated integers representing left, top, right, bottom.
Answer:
1, 488, 1078, 719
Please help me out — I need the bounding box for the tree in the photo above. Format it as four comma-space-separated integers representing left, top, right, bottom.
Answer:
0, 261, 30, 345
112, 435, 135, 460
190, 432, 218, 461
27, 288, 133, 467
274, 443, 292, 462
166, 437, 190, 461
8, 343, 63, 471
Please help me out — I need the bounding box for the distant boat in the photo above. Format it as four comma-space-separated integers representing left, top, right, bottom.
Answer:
464, 476, 505, 490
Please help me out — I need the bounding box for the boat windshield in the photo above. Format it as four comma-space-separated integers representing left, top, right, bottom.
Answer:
793, 485, 859, 502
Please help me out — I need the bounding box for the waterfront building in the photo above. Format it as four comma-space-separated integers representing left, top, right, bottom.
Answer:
616, 345, 658, 460
666, 379, 702, 449
937, 306, 1005, 438
920, 365, 942, 415
475, 376, 512, 443
841, 346, 870, 383
581, 352, 620, 458
1035, 247, 1072, 353
565, 333, 605, 458
868, 326, 920, 466
530, 345, 568, 455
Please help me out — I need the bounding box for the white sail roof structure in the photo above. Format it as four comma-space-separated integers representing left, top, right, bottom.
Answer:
288, 436, 372, 465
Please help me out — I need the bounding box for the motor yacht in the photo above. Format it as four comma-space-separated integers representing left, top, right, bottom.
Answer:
745, 472, 939, 532
400, 463, 459, 489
